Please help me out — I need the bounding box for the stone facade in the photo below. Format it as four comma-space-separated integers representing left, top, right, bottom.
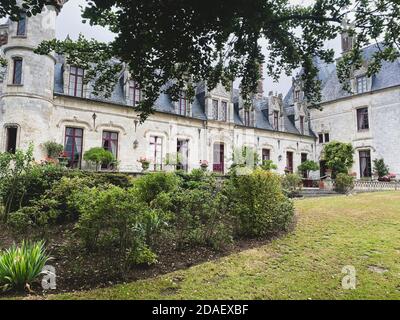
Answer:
0, 7, 399, 178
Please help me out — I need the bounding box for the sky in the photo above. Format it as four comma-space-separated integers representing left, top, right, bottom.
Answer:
6, 0, 343, 95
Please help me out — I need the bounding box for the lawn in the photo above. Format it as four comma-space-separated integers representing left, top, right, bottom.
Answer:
53, 191, 400, 300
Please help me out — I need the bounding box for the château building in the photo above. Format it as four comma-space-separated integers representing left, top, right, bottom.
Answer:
0, 4, 399, 179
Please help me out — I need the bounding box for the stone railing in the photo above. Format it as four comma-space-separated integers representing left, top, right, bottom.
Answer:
354, 180, 400, 191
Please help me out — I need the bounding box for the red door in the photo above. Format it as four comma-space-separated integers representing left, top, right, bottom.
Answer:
213, 143, 224, 173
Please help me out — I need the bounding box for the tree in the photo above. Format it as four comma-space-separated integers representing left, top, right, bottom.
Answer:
2, 1, 400, 121
322, 141, 354, 178
373, 158, 389, 178
297, 160, 319, 178
83, 147, 114, 171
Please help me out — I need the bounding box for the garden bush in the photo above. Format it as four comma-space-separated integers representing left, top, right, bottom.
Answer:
156, 187, 233, 250
83, 147, 115, 171
73, 185, 162, 266
134, 172, 180, 204
223, 169, 294, 238
334, 173, 355, 194
281, 173, 303, 197
0, 240, 51, 291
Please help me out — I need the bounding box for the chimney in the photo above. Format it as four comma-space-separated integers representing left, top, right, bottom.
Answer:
341, 18, 354, 54
256, 63, 264, 99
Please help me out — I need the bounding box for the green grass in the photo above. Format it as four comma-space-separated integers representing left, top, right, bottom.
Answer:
53, 192, 400, 300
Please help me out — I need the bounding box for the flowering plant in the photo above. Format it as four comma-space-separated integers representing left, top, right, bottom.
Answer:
199, 160, 208, 167
138, 156, 150, 164
58, 151, 69, 158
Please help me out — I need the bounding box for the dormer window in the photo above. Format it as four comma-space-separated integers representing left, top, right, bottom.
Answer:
69, 66, 84, 97
300, 115, 304, 134
212, 99, 219, 120
221, 101, 227, 122
273, 110, 279, 130
16, 13, 26, 36
356, 75, 367, 94
179, 92, 189, 116
129, 80, 141, 106
294, 90, 300, 101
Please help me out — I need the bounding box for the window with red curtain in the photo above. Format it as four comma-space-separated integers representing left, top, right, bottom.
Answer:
64, 127, 83, 168
69, 66, 84, 97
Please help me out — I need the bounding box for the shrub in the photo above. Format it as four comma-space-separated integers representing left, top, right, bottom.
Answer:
223, 169, 294, 237
260, 159, 278, 171
73, 185, 161, 266
83, 147, 115, 171
43, 141, 64, 158
373, 158, 389, 179
161, 187, 233, 250
322, 141, 354, 178
0, 241, 51, 291
281, 173, 303, 197
335, 173, 355, 194
297, 160, 319, 178
0, 145, 35, 221
134, 172, 180, 204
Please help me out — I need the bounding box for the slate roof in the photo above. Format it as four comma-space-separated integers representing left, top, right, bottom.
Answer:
53, 54, 312, 136
284, 43, 400, 109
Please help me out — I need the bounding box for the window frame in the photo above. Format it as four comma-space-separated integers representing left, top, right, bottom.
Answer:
12, 57, 23, 85
102, 131, 118, 169
273, 110, 279, 130
356, 75, 367, 94
359, 149, 372, 178
356, 107, 369, 131
212, 99, 219, 120
64, 127, 84, 169
262, 148, 270, 162
69, 66, 84, 98
5, 125, 18, 154
129, 80, 141, 107
179, 92, 189, 116
299, 115, 304, 134
149, 136, 163, 171
221, 101, 228, 122
244, 109, 250, 126
16, 13, 26, 36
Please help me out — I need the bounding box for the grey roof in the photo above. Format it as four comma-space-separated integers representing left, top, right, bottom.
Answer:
284, 43, 400, 108
53, 56, 311, 136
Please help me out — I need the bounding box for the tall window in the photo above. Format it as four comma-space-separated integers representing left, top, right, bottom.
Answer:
324, 133, 330, 143
356, 76, 367, 93
359, 150, 372, 178
16, 13, 26, 36
69, 66, 84, 97
212, 99, 219, 120
244, 110, 250, 126
273, 110, 279, 130
262, 149, 270, 162
299, 116, 304, 134
357, 107, 369, 131
177, 139, 189, 171
179, 92, 189, 116
221, 101, 227, 121
149, 136, 163, 171
5, 126, 18, 154
286, 151, 293, 173
294, 90, 300, 101
102, 131, 118, 169
12, 58, 23, 85
64, 127, 83, 168
129, 80, 141, 106
213, 143, 224, 173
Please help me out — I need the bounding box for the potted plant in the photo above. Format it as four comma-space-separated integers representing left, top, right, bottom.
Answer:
57, 151, 69, 167
138, 156, 150, 171
199, 160, 208, 171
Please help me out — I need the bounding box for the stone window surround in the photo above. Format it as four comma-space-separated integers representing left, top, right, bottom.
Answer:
7, 55, 24, 86
2, 123, 20, 152
355, 106, 370, 132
